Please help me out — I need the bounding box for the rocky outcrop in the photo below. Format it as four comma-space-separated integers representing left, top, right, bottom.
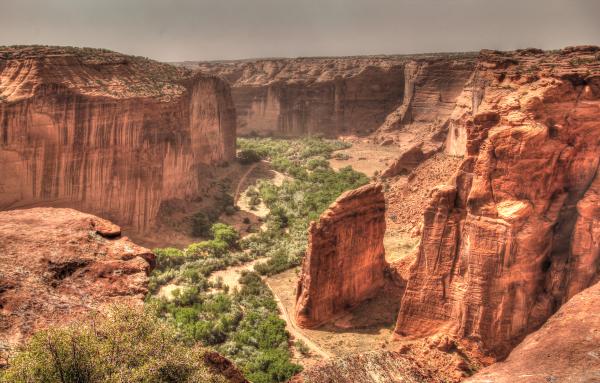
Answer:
295, 183, 386, 328
395, 46, 600, 357
187, 54, 476, 137
467, 281, 600, 382
0, 46, 236, 232
0, 207, 154, 354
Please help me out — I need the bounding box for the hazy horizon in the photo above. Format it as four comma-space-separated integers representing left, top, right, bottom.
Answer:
2, 0, 599, 62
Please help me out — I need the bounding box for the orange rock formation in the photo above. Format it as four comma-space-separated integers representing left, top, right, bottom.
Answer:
0, 207, 154, 352
0, 46, 236, 232
467, 281, 600, 382
395, 46, 600, 357
295, 183, 386, 328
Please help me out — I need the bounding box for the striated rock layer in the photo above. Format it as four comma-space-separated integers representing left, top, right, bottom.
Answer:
0, 46, 236, 232
395, 46, 600, 357
295, 183, 386, 328
0, 207, 155, 352
187, 54, 476, 137
467, 280, 600, 383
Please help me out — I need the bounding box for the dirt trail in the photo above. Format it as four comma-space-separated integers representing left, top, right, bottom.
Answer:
265, 280, 332, 360
234, 162, 261, 203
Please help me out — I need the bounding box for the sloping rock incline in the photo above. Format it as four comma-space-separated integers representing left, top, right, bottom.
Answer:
0, 46, 236, 232
467, 281, 600, 383
0, 207, 155, 352
295, 183, 386, 328
395, 46, 600, 357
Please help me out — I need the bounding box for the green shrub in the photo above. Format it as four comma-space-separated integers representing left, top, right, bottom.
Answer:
191, 212, 212, 237
237, 149, 263, 164
0, 306, 228, 383
211, 223, 239, 247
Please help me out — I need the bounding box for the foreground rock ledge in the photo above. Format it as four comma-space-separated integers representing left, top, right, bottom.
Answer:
295, 183, 386, 328
0, 207, 155, 351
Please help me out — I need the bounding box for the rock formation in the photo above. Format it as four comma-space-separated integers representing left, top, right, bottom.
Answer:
395, 46, 600, 357
467, 280, 600, 382
0, 46, 236, 232
186, 54, 476, 137
295, 183, 386, 328
0, 207, 154, 353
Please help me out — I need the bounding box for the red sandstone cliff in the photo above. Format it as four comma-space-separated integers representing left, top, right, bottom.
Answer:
466, 280, 600, 382
184, 54, 476, 137
0, 207, 154, 353
0, 46, 236, 232
395, 46, 600, 357
295, 183, 387, 328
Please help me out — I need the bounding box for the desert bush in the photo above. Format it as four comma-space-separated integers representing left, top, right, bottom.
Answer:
0, 305, 227, 383
237, 149, 263, 164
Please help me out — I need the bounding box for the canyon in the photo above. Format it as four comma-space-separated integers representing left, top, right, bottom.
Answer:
1, 44, 599, 383
0, 46, 236, 233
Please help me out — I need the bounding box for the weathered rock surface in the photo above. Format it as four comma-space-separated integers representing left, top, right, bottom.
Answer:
467, 281, 600, 383
395, 46, 600, 358
295, 183, 386, 328
185, 54, 476, 137
0, 46, 236, 232
0, 207, 154, 353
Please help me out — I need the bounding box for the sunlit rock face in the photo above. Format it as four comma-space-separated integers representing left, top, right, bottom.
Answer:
191, 55, 476, 137
395, 46, 600, 357
466, 280, 600, 383
295, 183, 387, 328
0, 46, 236, 232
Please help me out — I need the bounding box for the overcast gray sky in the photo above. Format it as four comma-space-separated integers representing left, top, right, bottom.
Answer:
1, 0, 599, 62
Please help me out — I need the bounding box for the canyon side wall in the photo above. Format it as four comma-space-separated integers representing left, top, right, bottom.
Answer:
295, 183, 386, 328
395, 46, 600, 357
189, 54, 476, 137
0, 46, 236, 232
466, 280, 600, 383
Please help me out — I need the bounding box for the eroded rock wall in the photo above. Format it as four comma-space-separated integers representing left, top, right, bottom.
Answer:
0, 46, 236, 232
466, 280, 600, 383
295, 183, 386, 328
395, 46, 600, 357
192, 55, 476, 137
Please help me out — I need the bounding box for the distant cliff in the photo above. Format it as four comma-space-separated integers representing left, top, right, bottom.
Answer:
182, 54, 476, 137
0, 46, 236, 232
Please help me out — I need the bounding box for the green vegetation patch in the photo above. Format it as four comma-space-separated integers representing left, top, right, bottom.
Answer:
0, 306, 229, 383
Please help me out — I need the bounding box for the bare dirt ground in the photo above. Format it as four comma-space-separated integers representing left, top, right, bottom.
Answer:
267, 268, 401, 363
329, 135, 414, 177
219, 161, 289, 237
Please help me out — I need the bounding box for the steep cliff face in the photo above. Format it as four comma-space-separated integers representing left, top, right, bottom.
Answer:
0, 207, 154, 352
467, 280, 600, 383
0, 46, 236, 232
395, 46, 600, 357
295, 183, 387, 328
190, 54, 476, 137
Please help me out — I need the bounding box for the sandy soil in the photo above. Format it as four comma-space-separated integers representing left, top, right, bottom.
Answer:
266, 268, 401, 361
329, 135, 415, 177
219, 161, 289, 237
